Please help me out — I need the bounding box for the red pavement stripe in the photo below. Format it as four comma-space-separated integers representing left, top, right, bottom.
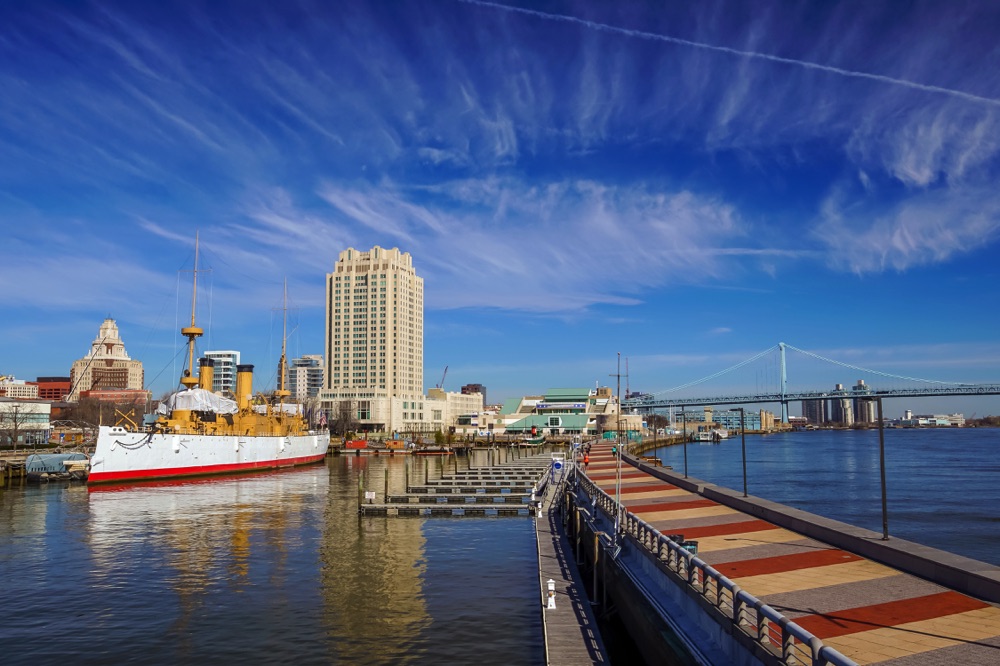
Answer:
587, 470, 648, 478
620, 484, 676, 494
714, 549, 863, 578
629, 498, 717, 513
794, 591, 989, 639
667, 519, 777, 539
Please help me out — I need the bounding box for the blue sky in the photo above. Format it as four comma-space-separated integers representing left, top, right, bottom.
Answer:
2, 0, 1000, 417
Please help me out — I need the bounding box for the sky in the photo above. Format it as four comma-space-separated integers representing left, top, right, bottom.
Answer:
2, 0, 1000, 418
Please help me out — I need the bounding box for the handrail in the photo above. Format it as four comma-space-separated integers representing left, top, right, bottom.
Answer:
574, 473, 856, 666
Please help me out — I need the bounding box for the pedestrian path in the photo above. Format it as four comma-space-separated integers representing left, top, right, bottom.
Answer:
585, 442, 1000, 665
536, 475, 608, 664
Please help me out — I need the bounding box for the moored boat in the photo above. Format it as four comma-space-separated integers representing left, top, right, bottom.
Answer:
88, 240, 329, 485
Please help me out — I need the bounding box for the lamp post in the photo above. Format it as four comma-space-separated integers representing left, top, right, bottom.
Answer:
877, 397, 889, 540
682, 407, 688, 478
739, 407, 747, 497
614, 353, 623, 544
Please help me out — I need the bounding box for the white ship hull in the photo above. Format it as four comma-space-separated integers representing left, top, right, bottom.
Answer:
89, 425, 329, 484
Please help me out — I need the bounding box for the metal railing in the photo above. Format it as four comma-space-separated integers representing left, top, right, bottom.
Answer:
575, 473, 855, 666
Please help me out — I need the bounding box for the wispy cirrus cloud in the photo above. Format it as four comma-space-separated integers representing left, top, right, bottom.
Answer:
310, 177, 761, 311
814, 185, 1000, 273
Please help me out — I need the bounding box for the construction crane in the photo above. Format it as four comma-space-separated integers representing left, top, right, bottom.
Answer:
436, 366, 448, 389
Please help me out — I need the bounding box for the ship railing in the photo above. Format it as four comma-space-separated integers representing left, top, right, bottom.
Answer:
575, 473, 855, 666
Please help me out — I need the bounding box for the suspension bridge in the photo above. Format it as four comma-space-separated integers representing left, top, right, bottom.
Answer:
622, 342, 1000, 422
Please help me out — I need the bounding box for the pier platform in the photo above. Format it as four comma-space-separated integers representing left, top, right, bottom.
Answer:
585, 441, 1000, 665
358, 454, 553, 517
536, 475, 608, 664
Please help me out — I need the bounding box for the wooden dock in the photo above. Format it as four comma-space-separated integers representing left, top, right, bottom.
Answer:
536, 476, 608, 664
358, 453, 553, 517
1, 458, 27, 484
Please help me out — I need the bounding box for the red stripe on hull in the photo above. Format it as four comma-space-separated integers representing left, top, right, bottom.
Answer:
87, 453, 327, 485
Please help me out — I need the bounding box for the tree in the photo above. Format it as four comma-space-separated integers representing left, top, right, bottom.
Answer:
61, 398, 145, 429
329, 400, 358, 437
0, 403, 31, 452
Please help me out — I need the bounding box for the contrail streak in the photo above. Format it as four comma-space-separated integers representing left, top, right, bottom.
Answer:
458, 0, 1000, 108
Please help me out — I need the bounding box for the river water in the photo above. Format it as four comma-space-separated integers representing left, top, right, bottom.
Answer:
0, 454, 543, 665
5, 430, 996, 664
650, 427, 1000, 566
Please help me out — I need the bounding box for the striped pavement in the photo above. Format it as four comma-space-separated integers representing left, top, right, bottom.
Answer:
584, 441, 1000, 665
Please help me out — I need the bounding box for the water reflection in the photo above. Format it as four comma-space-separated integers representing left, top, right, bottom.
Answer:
1, 456, 541, 665
319, 455, 430, 665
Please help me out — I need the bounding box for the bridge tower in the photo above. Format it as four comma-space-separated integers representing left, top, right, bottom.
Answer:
779, 342, 789, 424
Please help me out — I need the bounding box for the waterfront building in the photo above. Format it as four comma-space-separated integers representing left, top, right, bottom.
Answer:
852, 379, 876, 423
0, 397, 51, 447
30, 377, 71, 401
427, 387, 484, 433
708, 409, 769, 432
320, 246, 426, 434
68, 318, 144, 402
827, 383, 854, 426
0, 377, 39, 399
492, 387, 637, 437
902, 413, 966, 427
288, 355, 325, 400
204, 350, 240, 395
801, 398, 827, 424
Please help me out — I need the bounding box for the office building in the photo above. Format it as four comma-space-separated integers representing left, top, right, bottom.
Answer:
321, 246, 426, 434
0, 378, 38, 399
461, 383, 486, 405
31, 377, 71, 401
801, 399, 827, 424
68, 318, 144, 402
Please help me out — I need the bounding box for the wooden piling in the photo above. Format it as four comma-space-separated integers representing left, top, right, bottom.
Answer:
592, 532, 600, 603
357, 471, 364, 512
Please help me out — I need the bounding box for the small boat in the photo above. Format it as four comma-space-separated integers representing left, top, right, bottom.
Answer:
88, 239, 329, 485
25, 453, 90, 482
692, 429, 728, 443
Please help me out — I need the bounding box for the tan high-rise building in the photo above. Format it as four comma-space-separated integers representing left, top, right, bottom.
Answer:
321, 247, 425, 434
68, 318, 144, 402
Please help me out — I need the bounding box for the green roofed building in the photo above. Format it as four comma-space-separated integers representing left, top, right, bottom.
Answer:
495, 386, 642, 437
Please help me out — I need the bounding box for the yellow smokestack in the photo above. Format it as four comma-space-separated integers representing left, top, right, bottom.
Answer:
198, 357, 215, 392
236, 364, 254, 410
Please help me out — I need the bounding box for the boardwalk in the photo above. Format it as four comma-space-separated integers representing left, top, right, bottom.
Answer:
585, 441, 1000, 665
536, 471, 608, 664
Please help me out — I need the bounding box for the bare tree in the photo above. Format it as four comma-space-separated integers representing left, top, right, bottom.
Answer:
329, 401, 357, 437
302, 396, 323, 428
61, 398, 146, 428
0, 403, 31, 452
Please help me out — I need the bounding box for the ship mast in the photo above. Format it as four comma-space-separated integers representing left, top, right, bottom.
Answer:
180, 232, 203, 389
274, 278, 291, 403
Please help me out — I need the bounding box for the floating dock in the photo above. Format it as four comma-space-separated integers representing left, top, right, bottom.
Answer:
358, 453, 553, 517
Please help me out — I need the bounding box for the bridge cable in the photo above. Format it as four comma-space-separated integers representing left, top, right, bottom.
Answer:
648, 345, 780, 396
783, 344, 970, 386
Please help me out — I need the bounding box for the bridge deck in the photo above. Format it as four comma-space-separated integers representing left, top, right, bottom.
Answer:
585, 442, 1000, 665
